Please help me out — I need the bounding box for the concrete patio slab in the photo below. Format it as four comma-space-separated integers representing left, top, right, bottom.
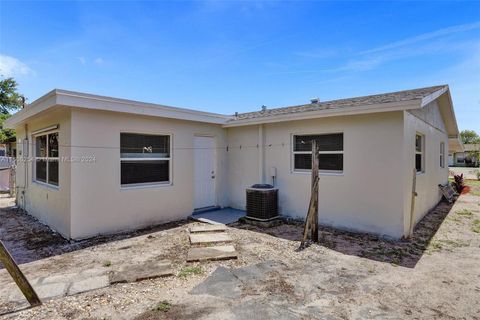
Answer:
191, 208, 246, 225
187, 245, 237, 262
189, 233, 232, 245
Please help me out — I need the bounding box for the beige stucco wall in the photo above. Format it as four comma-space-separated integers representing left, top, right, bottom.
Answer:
14, 108, 72, 237
13, 99, 450, 240
227, 111, 406, 238
69, 108, 228, 239
403, 101, 449, 236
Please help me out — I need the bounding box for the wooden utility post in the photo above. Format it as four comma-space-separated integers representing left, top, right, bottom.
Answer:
407, 168, 418, 238
300, 140, 320, 249
0, 240, 41, 306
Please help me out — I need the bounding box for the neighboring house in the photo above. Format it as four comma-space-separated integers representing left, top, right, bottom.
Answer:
448, 144, 479, 167
5, 85, 462, 240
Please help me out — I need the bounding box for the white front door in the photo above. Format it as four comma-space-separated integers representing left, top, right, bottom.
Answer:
194, 136, 216, 209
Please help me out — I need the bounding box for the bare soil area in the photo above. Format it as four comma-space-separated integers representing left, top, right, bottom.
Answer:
1, 181, 479, 320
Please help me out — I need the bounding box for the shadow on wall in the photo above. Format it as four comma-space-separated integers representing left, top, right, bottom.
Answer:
230, 200, 454, 269
0, 205, 189, 268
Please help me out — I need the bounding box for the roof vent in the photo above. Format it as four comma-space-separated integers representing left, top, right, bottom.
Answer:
310, 97, 320, 104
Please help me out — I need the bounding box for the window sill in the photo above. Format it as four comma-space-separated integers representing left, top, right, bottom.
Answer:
32, 180, 59, 190
291, 170, 344, 176
120, 182, 172, 190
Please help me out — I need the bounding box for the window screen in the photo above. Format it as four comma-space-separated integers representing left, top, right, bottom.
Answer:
293, 133, 343, 171
34, 132, 59, 186
415, 134, 424, 173
440, 142, 445, 168
120, 133, 171, 185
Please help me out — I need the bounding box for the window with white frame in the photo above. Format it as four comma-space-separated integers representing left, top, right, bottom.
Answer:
34, 132, 59, 186
293, 133, 343, 172
120, 133, 171, 186
415, 133, 424, 173
440, 142, 445, 168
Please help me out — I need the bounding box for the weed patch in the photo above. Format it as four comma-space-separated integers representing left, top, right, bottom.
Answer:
153, 301, 172, 312
429, 239, 469, 252
456, 209, 473, 218
472, 220, 480, 233
178, 266, 203, 278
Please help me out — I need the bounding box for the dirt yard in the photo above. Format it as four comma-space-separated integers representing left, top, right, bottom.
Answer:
0, 181, 479, 320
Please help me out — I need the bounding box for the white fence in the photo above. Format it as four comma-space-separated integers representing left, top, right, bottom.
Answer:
0, 157, 14, 192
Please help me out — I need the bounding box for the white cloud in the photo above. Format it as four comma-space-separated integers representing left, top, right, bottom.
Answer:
94, 57, 104, 65
359, 21, 480, 55
0, 54, 35, 77
275, 21, 480, 75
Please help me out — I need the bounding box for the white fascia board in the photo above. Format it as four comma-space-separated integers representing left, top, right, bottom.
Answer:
420, 86, 448, 107
54, 90, 231, 124
422, 86, 459, 137
5, 89, 232, 128
223, 100, 422, 128
441, 89, 460, 136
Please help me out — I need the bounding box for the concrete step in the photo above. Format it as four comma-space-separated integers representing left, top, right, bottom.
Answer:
189, 224, 227, 233
189, 232, 232, 245
187, 245, 238, 262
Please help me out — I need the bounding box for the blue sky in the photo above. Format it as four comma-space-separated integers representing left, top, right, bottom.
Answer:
0, 1, 479, 132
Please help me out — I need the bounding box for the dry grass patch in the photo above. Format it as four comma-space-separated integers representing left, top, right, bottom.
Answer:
456, 209, 473, 218
472, 219, 480, 233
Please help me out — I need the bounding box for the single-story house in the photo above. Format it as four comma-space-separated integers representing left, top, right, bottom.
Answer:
448, 143, 479, 167
5, 85, 462, 240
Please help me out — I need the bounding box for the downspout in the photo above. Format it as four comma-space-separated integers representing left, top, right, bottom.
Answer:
21, 124, 28, 209
258, 124, 265, 183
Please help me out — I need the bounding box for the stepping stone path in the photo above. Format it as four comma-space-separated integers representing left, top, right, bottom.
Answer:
109, 260, 173, 284
3, 268, 110, 302
187, 223, 238, 262
190, 233, 232, 245
189, 224, 227, 233
187, 245, 237, 262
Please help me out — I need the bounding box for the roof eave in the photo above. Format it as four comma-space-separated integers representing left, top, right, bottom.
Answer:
448, 136, 464, 153
5, 89, 232, 129
5, 89, 59, 129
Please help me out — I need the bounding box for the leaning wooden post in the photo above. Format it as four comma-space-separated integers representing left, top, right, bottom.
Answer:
407, 168, 418, 238
0, 240, 41, 306
300, 140, 320, 248
311, 140, 320, 242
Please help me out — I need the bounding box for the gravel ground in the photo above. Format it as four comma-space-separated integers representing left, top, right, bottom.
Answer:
0, 181, 479, 319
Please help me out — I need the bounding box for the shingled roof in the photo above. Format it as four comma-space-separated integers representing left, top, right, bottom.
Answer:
230, 85, 447, 122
